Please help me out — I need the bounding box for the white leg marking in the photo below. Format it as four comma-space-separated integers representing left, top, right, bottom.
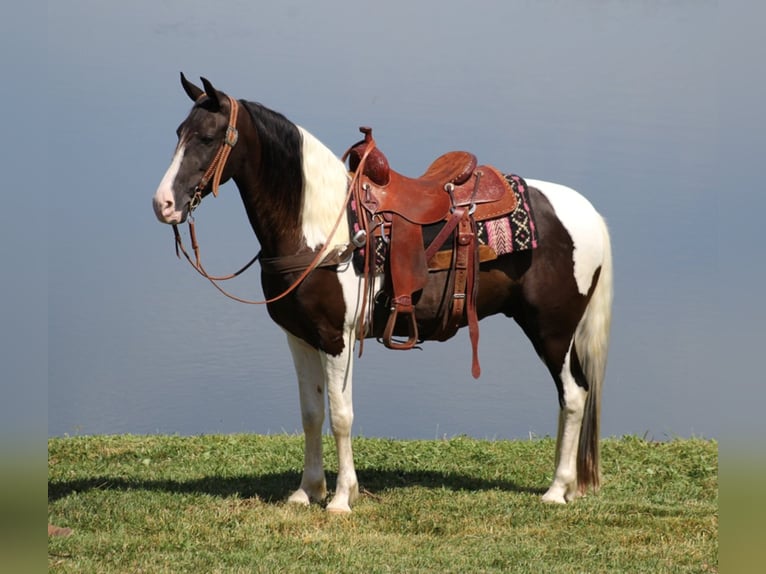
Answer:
153, 145, 187, 224
286, 333, 328, 505
286, 127, 379, 512
324, 264, 366, 513
286, 266, 367, 512
542, 343, 587, 504
526, 179, 605, 295
322, 337, 359, 514
297, 126, 350, 249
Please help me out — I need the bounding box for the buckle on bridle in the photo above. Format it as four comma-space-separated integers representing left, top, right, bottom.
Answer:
225, 125, 239, 147
190, 190, 203, 212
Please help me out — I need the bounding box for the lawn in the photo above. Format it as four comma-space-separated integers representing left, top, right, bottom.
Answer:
48, 434, 717, 573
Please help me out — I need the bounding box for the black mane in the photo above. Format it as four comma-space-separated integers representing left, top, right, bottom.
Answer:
240, 100, 304, 221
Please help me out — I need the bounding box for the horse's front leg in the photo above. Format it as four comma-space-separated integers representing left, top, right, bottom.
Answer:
321, 332, 359, 513
286, 333, 328, 505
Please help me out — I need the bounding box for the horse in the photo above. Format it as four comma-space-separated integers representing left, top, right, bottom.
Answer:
152, 74, 613, 513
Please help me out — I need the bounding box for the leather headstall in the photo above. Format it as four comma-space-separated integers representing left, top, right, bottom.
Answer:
191, 93, 240, 208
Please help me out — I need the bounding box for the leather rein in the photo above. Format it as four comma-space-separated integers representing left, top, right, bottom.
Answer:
171, 93, 362, 305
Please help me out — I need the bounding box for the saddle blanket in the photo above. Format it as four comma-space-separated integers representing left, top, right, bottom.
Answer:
349, 174, 538, 275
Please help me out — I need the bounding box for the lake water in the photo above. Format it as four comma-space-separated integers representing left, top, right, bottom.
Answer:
48, 1, 739, 442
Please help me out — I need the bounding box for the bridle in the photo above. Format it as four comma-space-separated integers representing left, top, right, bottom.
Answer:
192, 94, 240, 203
171, 93, 263, 294
170, 92, 363, 305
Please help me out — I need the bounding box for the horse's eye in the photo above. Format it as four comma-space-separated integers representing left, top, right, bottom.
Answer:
200, 135, 215, 145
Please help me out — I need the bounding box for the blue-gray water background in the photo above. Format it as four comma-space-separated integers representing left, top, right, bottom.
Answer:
38, 1, 762, 443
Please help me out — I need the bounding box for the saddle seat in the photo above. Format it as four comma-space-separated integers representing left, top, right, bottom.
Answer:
349, 127, 477, 225
353, 128, 477, 190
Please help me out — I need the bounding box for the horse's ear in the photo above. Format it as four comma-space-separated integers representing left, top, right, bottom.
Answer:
180, 72, 204, 102
200, 77, 222, 109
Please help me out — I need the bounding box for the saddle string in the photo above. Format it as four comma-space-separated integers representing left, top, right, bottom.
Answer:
466, 215, 481, 378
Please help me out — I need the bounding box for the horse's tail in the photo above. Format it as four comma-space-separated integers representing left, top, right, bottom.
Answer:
575, 214, 613, 494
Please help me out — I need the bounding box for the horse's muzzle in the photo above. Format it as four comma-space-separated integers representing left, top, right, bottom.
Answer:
152, 194, 187, 225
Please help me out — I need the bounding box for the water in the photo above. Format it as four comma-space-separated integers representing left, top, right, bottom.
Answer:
47, 1, 739, 441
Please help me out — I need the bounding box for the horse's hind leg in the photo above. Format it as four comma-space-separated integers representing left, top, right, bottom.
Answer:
540, 336, 587, 504
286, 333, 328, 505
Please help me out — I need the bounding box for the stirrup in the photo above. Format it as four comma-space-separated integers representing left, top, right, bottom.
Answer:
382, 302, 419, 350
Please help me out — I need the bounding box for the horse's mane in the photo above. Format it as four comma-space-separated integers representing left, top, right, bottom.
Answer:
240, 100, 304, 220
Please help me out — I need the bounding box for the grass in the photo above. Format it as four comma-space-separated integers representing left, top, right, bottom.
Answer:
48, 434, 717, 573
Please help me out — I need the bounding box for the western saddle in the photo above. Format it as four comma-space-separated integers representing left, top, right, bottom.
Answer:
346, 127, 517, 378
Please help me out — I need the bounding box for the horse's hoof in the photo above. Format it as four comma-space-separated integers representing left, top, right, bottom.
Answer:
287, 490, 311, 506
541, 489, 567, 504
326, 497, 352, 514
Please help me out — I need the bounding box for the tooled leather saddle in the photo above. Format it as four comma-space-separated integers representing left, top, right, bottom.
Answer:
346, 127, 518, 378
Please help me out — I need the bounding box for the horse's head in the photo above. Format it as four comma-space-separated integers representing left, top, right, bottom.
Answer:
153, 74, 241, 224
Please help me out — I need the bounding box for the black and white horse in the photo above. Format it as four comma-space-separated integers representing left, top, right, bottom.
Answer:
153, 75, 613, 513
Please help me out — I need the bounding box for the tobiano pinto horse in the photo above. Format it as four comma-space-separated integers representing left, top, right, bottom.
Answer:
153, 75, 613, 513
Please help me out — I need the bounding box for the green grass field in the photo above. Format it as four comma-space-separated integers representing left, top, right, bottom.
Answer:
48, 434, 717, 573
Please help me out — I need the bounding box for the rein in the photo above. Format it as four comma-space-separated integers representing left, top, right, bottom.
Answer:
172, 215, 354, 306
171, 93, 368, 306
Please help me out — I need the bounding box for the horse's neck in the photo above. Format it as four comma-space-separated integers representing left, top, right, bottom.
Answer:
231, 102, 300, 255
296, 126, 351, 250
234, 103, 350, 257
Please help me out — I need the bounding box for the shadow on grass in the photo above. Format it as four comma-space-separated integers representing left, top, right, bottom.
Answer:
49, 468, 544, 504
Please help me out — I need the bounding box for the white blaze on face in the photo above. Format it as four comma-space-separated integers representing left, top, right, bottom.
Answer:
153, 144, 187, 224
526, 179, 606, 296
